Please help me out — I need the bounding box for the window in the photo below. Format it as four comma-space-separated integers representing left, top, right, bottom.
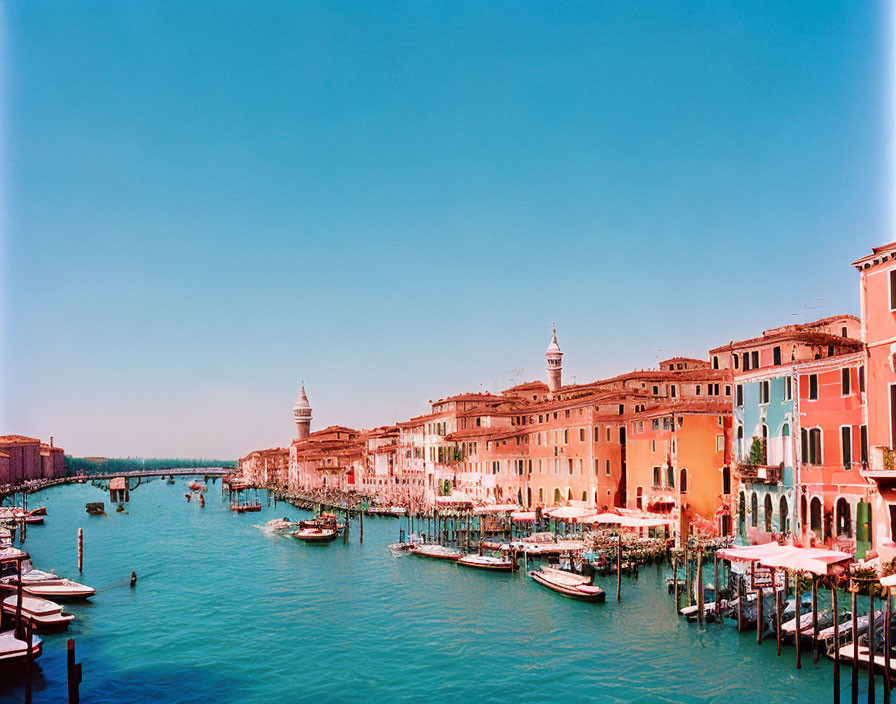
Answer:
725, 385, 731, 396
736, 385, 743, 406
579, 428, 585, 442
751, 351, 759, 368
773, 346, 782, 365
723, 466, 731, 494
808, 374, 818, 400
696, 385, 701, 396
759, 380, 770, 404
713, 355, 719, 369
859, 366, 865, 393
842, 368, 851, 395
605, 459, 611, 475
801, 428, 823, 465
751, 493, 758, 527
734, 355, 739, 370
716, 435, 724, 452
652, 385, 659, 395
593, 459, 599, 476
784, 376, 792, 401
563, 429, 569, 444
652, 467, 660, 486
743, 352, 750, 371
618, 404, 624, 415
861, 425, 869, 465
670, 386, 677, 398
842, 326, 848, 338
606, 427, 611, 442
841, 426, 852, 468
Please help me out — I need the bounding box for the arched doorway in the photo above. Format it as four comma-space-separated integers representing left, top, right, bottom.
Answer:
810, 497, 822, 534
764, 494, 773, 532
779, 495, 789, 533
835, 497, 851, 538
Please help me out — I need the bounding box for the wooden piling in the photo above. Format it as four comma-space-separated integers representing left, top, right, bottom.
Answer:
15, 558, 23, 639
697, 548, 704, 627
67, 639, 81, 704
25, 618, 33, 704
868, 588, 875, 704
852, 587, 859, 704
78, 528, 83, 572
616, 535, 622, 602
885, 588, 892, 704
833, 584, 840, 704
812, 576, 819, 665
673, 558, 679, 611
757, 587, 764, 645
737, 576, 744, 633
714, 552, 720, 620
776, 585, 783, 656
359, 509, 364, 544
796, 576, 802, 670
685, 543, 692, 606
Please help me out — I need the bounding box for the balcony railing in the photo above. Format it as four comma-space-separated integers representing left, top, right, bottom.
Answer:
736, 462, 781, 485
861, 446, 896, 478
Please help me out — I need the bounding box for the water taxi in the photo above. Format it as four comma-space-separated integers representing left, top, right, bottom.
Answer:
2, 594, 74, 631
457, 554, 518, 571
529, 567, 605, 602
409, 545, 463, 561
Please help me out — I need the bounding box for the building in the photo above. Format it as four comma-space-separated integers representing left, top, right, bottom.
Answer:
0, 435, 65, 487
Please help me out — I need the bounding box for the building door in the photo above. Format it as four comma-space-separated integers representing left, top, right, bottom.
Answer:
856, 501, 872, 559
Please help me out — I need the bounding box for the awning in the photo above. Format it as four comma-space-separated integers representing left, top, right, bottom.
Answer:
544, 505, 599, 522
718, 542, 853, 576
583, 513, 672, 528
511, 511, 537, 522
472, 503, 521, 515
435, 495, 473, 506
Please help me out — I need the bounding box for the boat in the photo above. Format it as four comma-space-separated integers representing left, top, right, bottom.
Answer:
293, 527, 339, 543
367, 506, 408, 517
820, 610, 886, 650
85, 502, 106, 516
409, 545, 463, 561
260, 517, 300, 532
0, 628, 41, 663
27, 507, 46, 517
166, 477, 176, 485
457, 554, 518, 571
530, 567, 605, 601
1, 565, 95, 601
188, 480, 207, 492
781, 609, 840, 640
2, 595, 74, 631
388, 541, 418, 555
229, 502, 262, 513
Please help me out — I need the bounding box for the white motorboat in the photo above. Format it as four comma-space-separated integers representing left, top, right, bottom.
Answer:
409, 544, 463, 561
529, 567, 606, 601
293, 527, 339, 543
1, 566, 95, 600
0, 628, 41, 663
457, 554, 518, 572
259, 517, 300, 532
2, 595, 74, 631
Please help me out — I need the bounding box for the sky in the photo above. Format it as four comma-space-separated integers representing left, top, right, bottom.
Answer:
1, 1, 892, 459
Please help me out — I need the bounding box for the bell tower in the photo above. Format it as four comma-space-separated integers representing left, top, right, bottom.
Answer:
546, 325, 563, 394
293, 382, 312, 440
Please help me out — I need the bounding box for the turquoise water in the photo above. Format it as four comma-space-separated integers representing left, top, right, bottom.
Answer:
0, 480, 871, 703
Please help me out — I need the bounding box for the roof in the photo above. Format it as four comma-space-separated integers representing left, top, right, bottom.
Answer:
709, 328, 863, 354
502, 381, 550, 394
631, 398, 731, 419
853, 242, 896, 269
0, 435, 41, 445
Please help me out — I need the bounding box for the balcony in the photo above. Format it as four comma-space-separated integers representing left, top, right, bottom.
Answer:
860, 446, 895, 480
736, 462, 781, 485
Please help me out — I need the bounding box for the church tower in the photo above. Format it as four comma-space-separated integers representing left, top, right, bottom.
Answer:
546, 325, 563, 394
293, 383, 312, 440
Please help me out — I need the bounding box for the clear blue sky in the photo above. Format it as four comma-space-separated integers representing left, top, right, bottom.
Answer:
1, 1, 891, 458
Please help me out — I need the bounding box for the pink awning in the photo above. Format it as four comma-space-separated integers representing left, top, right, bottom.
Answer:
583, 513, 672, 528
759, 546, 853, 576
511, 511, 537, 522
544, 505, 598, 522
473, 503, 521, 515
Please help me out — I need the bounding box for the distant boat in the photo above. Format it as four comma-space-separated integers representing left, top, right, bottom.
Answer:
529, 567, 605, 602
2, 594, 74, 632
1, 566, 95, 601
410, 545, 463, 562
260, 517, 300, 532
230, 502, 262, 513
457, 554, 518, 572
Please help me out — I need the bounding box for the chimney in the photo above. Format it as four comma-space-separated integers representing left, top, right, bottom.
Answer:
50, 436, 54, 448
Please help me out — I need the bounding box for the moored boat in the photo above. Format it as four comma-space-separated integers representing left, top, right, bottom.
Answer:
529, 567, 606, 602
0, 628, 42, 664
2, 595, 74, 631
1, 566, 95, 601
293, 527, 339, 543
457, 554, 518, 571
230, 502, 262, 513
260, 517, 299, 531
410, 545, 463, 561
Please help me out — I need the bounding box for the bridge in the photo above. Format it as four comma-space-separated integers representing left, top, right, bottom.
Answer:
0, 467, 232, 500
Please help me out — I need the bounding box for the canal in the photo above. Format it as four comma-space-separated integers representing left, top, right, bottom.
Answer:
0, 479, 870, 702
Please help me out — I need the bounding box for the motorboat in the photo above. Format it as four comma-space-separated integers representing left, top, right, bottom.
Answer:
298, 514, 342, 530
260, 517, 299, 532
293, 526, 339, 543
0, 628, 41, 663
457, 554, 518, 572
388, 541, 418, 555
529, 567, 606, 602
2, 595, 74, 631
409, 545, 463, 561
1, 565, 95, 600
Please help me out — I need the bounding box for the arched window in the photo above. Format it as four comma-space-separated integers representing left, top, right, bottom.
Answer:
553, 488, 562, 503
567, 488, 573, 501
667, 466, 675, 487
751, 493, 758, 527
810, 497, 822, 533
527, 487, 532, 507
581, 491, 587, 502
779, 496, 790, 533
680, 468, 688, 493
764, 494, 773, 532
836, 498, 852, 538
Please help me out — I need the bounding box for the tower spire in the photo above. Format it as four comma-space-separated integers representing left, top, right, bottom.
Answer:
293, 382, 312, 440
546, 325, 563, 395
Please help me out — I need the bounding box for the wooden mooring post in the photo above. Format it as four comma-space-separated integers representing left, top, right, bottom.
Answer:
697, 548, 704, 626
812, 576, 819, 664
67, 639, 82, 704
757, 587, 764, 645
684, 543, 692, 606
868, 588, 875, 704
673, 558, 679, 611
796, 575, 802, 670
713, 552, 720, 620
616, 535, 622, 602
359, 509, 364, 544
78, 528, 83, 572
885, 588, 892, 704
833, 583, 840, 704
851, 584, 859, 704
776, 583, 783, 656
25, 618, 33, 704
